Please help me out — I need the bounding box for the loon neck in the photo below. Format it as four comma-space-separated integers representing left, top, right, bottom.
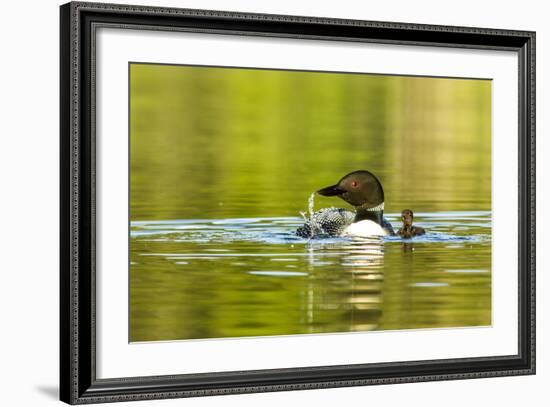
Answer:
354, 207, 383, 224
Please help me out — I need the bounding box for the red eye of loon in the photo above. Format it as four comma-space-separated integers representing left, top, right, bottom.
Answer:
351, 181, 358, 188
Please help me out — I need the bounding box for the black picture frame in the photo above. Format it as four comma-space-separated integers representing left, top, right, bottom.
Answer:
60, 1, 536, 404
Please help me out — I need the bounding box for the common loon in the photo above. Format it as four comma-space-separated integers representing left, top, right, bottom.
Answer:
396, 209, 425, 238
296, 170, 395, 238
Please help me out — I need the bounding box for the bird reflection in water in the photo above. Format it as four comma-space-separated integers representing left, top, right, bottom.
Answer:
304, 237, 384, 333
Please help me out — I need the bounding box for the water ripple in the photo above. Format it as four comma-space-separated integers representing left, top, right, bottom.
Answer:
131, 211, 491, 245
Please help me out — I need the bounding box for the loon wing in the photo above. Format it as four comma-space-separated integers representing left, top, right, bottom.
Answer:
296, 208, 355, 238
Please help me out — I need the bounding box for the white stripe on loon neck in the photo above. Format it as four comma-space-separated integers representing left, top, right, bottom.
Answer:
359, 202, 384, 212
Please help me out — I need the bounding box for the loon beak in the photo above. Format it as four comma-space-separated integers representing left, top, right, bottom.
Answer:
317, 184, 346, 196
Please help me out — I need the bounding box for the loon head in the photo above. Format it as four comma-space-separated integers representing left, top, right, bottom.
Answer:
401, 209, 414, 227
316, 170, 384, 211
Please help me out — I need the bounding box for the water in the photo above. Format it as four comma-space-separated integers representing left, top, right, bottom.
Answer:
129, 63, 492, 342
130, 211, 491, 342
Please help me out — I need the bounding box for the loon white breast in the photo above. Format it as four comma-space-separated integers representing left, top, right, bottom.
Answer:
343, 220, 388, 237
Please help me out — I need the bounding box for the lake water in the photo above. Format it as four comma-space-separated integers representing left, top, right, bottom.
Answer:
130, 211, 491, 341
129, 64, 492, 342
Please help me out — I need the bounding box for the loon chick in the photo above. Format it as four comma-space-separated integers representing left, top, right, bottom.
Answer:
296, 170, 394, 238
396, 209, 425, 238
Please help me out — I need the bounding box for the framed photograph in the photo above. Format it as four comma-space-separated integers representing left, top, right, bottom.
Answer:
60, 1, 535, 404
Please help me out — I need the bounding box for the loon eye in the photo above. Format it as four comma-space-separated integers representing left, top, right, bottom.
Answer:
351, 181, 358, 188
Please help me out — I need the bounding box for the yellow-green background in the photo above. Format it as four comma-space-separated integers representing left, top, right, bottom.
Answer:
130, 64, 491, 221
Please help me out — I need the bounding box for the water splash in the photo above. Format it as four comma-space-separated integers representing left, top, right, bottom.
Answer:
298, 192, 326, 238
308, 192, 316, 218
299, 193, 316, 220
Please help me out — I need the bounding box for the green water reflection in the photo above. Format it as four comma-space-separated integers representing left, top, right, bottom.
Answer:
130, 63, 491, 342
